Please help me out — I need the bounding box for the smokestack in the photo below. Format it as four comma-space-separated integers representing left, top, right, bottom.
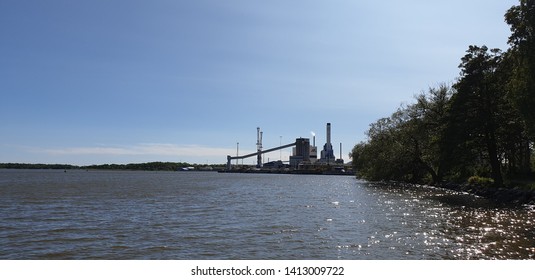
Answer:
326, 123, 331, 146
256, 127, 263, 168
340, 142, 342, 160
256, 127, 263, 150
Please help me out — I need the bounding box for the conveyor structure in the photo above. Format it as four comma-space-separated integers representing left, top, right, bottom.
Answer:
227, 142, 296, 170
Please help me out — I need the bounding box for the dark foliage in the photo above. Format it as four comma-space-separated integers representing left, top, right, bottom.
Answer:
352, 0, 535, 187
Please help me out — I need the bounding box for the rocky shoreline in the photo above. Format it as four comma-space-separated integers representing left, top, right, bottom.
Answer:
437, 182, 535, 205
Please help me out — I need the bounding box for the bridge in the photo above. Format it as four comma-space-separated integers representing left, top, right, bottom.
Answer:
226, 141, 297, 170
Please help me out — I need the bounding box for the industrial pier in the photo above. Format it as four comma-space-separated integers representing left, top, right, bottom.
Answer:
223, 123, 352, 175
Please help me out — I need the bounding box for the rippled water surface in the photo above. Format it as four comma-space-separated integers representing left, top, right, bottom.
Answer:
0, 169, 534, 259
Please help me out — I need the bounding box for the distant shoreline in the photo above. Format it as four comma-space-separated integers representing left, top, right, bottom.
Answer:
3, 163, 533, 204
218, 169, 354, 176
0, 162, 225, 171
0, 163, 352, 175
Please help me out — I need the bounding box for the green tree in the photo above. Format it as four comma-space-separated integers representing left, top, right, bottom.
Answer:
352, 1, 535, 187
352, 85, 453, 184
408, 84, 453, 184
352, 113, 414, 182
448, 46, 505, 186
505, 0, 535, 137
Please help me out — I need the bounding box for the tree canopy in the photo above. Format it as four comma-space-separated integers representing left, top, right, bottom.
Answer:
352, 0, 535, 187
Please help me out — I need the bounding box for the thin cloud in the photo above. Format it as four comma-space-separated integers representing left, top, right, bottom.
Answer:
39, 143, 251, 158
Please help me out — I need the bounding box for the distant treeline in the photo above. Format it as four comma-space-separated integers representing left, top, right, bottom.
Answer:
351, 0, 535, 188
85, 162, 224, 171
0, 162, 225, 171
0, 163, 79, 170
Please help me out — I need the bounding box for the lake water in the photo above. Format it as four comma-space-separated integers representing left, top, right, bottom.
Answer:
0, 169, 534, 259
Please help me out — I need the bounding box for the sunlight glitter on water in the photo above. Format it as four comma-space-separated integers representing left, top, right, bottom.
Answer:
1, 170, 534, 259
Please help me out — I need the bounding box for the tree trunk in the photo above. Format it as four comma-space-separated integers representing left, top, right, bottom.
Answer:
486, 129, 504, 186
520, 138, 532, 175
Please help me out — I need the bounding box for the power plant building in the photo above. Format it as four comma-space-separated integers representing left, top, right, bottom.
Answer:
320, 123, 336, 163
289, 123, 342, 168
290, 138, 310, 168
309, 146, 318, 163
226, 122, 344, 171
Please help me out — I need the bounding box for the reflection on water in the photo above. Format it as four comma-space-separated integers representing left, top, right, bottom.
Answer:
444, 206, 535, 259
0, 170, 533, 259
329, 182, 535, 259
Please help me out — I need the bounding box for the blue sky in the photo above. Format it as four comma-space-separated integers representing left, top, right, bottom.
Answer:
1, 0, 518, 165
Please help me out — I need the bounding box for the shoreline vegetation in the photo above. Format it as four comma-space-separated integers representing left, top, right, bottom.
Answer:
351, 0, 535, 205
438, 181, 535, 205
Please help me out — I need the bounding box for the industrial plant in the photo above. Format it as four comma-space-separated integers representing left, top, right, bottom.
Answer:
225, 123, 350, 175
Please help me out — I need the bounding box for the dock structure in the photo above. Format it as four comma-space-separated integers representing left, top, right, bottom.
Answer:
227, 142, 296, 170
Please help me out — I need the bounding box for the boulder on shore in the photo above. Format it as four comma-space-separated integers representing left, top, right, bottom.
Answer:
437, 183, 535, 205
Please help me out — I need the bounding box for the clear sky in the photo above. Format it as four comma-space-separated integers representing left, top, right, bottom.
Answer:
1, 0, 519, 165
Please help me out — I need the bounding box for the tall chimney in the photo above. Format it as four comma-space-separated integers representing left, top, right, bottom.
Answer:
326, 123, 331, 146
